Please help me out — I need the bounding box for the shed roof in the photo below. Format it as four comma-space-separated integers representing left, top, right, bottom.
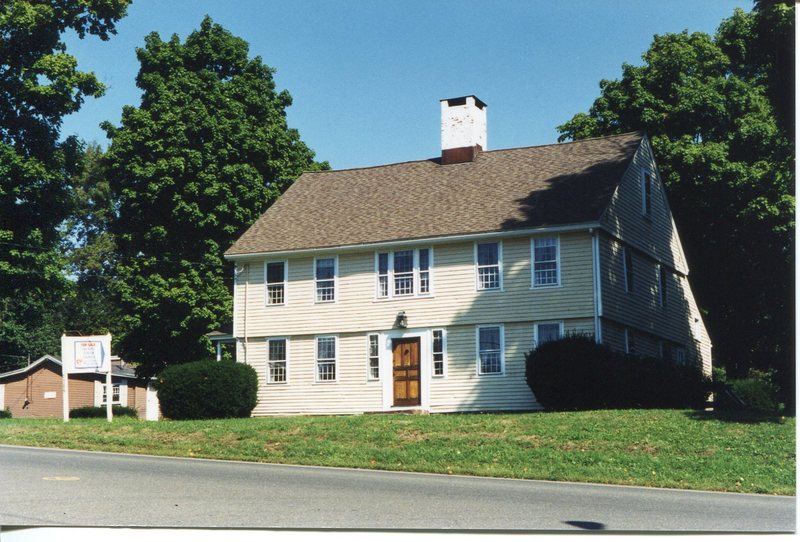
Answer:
226, 131, 644, 256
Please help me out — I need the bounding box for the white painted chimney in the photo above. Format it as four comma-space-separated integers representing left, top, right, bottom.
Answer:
440, 95, 487, 164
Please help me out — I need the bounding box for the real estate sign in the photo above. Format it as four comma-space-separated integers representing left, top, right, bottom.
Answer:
61, 334, 113, 422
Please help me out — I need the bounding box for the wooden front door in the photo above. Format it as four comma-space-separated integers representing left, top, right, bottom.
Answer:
392, 338, 421, 407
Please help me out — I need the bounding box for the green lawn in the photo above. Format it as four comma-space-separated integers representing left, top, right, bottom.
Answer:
0, 409, 794, 495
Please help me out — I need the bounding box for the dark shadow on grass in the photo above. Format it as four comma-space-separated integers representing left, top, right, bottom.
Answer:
684, 409, 789, 425
564, 520, 606, 530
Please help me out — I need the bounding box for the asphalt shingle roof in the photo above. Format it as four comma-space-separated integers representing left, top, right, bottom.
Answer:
226, 132, 644, 256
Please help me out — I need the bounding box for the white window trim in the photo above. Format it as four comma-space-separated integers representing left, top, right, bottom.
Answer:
624, 328, 633, 355
374, 248, 434, 300
623, 246, 633, 293
313, 256, 338, 304
367, 333, 380, 381
476, 324, 505, 376
531, 236, 561, 289
314, 334, 339, 383
431, 328, 447, 378
96, 379, 127, 406
658, 264, 668, 308
641, 169, 652, 217
474, 241, 503, 291
264, 260, 288, 306
266, 337, 289, 385
533, 321, 564, 349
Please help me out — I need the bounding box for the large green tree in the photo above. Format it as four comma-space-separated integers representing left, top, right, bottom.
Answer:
0, 0, 129, 369
558, 1, 794, 407
104, 17, 327, 378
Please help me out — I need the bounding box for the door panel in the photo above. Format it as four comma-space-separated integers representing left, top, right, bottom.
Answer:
392, 338, 421, 407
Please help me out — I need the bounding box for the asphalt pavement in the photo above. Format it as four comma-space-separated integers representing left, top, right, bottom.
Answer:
0, 445, 794, 531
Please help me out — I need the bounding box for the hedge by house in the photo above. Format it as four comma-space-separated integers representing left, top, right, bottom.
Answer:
155, 359, 258, 420
69, 405, 140, 418
525, 335, 708, 410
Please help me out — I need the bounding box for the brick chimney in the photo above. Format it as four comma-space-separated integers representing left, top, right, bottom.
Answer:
440, 95, 487, 165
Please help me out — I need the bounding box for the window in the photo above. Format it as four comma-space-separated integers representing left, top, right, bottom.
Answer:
101, 384, 121, 405
642, 170, 652, 216
265, 261, 286, 305
658, 265, 668, 307
477, 325, 503, 375
623, 247, 634, 293
375, 248, 433, 298
532, 237, 559, 287
419, 248, 431, 294
267, 338, 287, 383
377, 253, 389, 297
534, 322, 562, 348
624, 328, 637, 355
316, 336, 337, 382
393, 250, 414, 295
367, 334, 380, 380
432, 329, 446, 377
659, 341, 671, 361
476, 242, 501, 290
675, 346, 686, 365
314, 257, 336, 302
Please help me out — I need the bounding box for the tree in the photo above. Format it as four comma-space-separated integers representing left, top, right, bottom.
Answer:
104, 17, 328, 378
558, 1, 794, 409
0, 0, 129, 368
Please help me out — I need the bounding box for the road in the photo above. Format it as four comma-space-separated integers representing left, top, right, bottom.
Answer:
0, 445, 794, 531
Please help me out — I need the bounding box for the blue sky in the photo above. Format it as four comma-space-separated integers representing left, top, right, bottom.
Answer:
61, 0, 753, 170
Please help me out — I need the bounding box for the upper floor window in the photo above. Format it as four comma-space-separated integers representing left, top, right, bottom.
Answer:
623, 247, 634, 293
641, 170, 652, 217
314, 257, 337, 303
432, 329, 446, 377
658, 265, 668, 307
375, 248, 432, 298
477, 325, 504, 375
532, 237, 559, 287
476, 242, 502, 290
316, 336, 337, 382
267, 338, 287, 384
265, 261, 287, 305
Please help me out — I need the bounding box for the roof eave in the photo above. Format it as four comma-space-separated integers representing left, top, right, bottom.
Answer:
224, 221, 602, 261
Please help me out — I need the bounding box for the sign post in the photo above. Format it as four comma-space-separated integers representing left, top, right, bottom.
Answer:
61, 334, 112, 422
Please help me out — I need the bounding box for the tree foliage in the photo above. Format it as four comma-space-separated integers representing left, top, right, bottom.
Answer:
558, 1, 794, 407
104, 17, 327, 378
0, 0, 129, 368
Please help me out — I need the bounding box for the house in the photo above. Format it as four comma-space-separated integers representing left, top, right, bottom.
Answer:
224, 95, 711, 415
0, 355, 159, 419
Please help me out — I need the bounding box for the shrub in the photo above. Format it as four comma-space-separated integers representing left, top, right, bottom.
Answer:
155, 359, 258, 420
69, 405, 140, 418
0, 409, 11, 419
525, 335, 707, 410
728, 369, 782, 412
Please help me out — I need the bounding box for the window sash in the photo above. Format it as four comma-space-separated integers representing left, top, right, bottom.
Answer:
477, 326, 503, 375
367, 334, 380, 380
476, 243, 501, 290
432, 329, 445, 377
101, 384, 120, 405
315, 258, 336, 302
533, 238, 559, 287
316, 336, 337, 381
624, 248, 634, 292
267, 339, 287, 383
659, 266, 668, 307
535, 323, 562, 347
265, 261, 286, 305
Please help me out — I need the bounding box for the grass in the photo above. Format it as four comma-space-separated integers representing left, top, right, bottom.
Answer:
0, 409, 794, 495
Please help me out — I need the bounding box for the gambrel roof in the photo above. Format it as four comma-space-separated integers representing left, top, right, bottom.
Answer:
226, 131, 644, 256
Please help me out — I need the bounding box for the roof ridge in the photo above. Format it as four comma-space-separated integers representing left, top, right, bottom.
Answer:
302, 131, 644, 174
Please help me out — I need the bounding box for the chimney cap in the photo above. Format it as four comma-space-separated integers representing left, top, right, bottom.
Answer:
440, 95, 487, 109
